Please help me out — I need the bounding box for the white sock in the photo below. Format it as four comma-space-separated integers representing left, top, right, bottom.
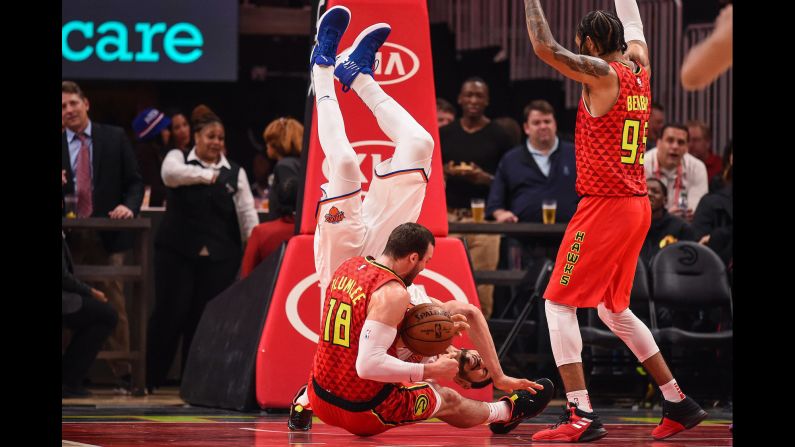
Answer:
485, 401, 512, 423
350, 74, 433, 172
295, 388, 310, 407
660, 379, 685, 403
313, 65, 336, 101
351, 74, 390, 114
566, 390, 593, 412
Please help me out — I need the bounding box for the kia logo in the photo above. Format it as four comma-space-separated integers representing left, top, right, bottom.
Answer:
320, 140, 396, 190
285, 269, 468, 343
373, 42, 420, 85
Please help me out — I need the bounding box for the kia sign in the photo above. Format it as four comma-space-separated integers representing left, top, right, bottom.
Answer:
320, 140, 395, 192
372, 43, 420, 85
62, 0, 237, 81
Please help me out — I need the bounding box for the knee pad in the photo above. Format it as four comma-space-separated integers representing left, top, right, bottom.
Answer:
545, 300, 583, 367
596, 303, 659, 362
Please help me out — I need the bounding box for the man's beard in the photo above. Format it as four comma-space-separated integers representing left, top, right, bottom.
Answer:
402, 264, 423, 287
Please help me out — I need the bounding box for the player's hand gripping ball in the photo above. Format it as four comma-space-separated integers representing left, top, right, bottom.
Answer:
400, 303, 456, 356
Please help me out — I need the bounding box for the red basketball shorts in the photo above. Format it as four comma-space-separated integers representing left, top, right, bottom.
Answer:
307, 380, 440, 437
544, 195, 651, 312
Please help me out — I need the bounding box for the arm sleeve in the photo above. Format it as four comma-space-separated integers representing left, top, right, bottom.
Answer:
615, 0, 646, 43
356, 319, 425, 383
161, 149, 216, 187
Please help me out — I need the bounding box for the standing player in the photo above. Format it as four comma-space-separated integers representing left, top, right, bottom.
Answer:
522, 0, 707, 442
288, 6, 554, 436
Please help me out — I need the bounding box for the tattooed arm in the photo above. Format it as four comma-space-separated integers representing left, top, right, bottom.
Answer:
523, 0, 613, 86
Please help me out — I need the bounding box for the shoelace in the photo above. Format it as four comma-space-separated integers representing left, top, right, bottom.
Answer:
549, 404, 575, 429
316, 29, 340, 60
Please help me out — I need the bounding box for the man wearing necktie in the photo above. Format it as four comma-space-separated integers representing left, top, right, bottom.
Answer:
61, 81, 144, 393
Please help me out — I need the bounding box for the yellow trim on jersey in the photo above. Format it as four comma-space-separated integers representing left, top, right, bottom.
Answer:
365, 256, 406, 287
399, 383, 430, 391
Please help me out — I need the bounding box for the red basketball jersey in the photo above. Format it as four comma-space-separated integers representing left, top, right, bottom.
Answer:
312, 256, 406, 402
574, 61, 651, 196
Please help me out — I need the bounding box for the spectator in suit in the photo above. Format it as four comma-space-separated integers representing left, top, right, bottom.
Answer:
62, 169, 118, 398
61, 80, 143, 393
487, 100, 579, 225
62, 231, 118, 398
146, 112, 258, 392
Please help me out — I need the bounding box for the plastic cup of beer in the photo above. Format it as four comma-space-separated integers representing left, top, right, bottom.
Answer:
64, 194, 78, 219
470, 198, 485, 223
542, 199, 557, 224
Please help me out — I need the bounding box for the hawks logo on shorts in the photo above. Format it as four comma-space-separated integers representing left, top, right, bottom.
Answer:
324, 206, 345, 224
414, 394, 429, 416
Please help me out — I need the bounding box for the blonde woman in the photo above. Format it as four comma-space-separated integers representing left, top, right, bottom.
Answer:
263, 117, 303, 220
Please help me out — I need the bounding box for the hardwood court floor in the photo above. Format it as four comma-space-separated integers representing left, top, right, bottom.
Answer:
63, 388, 733, 446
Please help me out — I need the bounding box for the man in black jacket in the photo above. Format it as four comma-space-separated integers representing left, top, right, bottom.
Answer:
62, 231, 118, 398
61, 81, 143, 391
640, 178, 696, 266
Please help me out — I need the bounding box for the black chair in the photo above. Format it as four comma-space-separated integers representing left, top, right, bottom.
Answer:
487, 259, 554, 361
649, 241, 733, 346
648, 241, 733, 401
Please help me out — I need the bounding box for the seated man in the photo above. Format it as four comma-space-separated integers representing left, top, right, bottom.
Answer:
487, 99, 579, 224
62, 231, 118, 398
644, 123, 709, 222
288, 6, 554, 436
639, 178, 696, 266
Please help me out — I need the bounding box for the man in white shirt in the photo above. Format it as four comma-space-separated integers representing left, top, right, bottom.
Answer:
644, 124, 708, 222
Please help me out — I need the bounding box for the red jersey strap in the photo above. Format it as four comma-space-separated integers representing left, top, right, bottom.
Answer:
365, 256, 406, 290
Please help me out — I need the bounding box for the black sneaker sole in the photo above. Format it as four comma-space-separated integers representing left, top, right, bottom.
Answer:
579, 426, 608, 442
683, 409, 709, 429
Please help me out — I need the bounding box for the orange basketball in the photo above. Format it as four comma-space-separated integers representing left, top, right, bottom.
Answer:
400, 303, 455, 356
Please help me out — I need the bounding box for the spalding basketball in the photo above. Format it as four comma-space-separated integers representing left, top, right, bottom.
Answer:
400, 303, 455, 356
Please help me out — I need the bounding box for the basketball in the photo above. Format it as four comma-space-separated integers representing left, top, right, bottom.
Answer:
400, 303, 455, 356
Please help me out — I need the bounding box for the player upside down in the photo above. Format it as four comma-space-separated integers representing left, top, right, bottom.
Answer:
287, 5, 554, 437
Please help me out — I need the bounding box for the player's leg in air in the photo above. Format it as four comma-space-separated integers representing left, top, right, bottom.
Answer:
333, 19, 435, 258
290, 5, 360, 431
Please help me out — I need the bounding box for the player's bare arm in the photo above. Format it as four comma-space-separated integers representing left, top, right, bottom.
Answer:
680, 4, 732, 90
434, 298, 544, 394
523, 0, 613, 86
